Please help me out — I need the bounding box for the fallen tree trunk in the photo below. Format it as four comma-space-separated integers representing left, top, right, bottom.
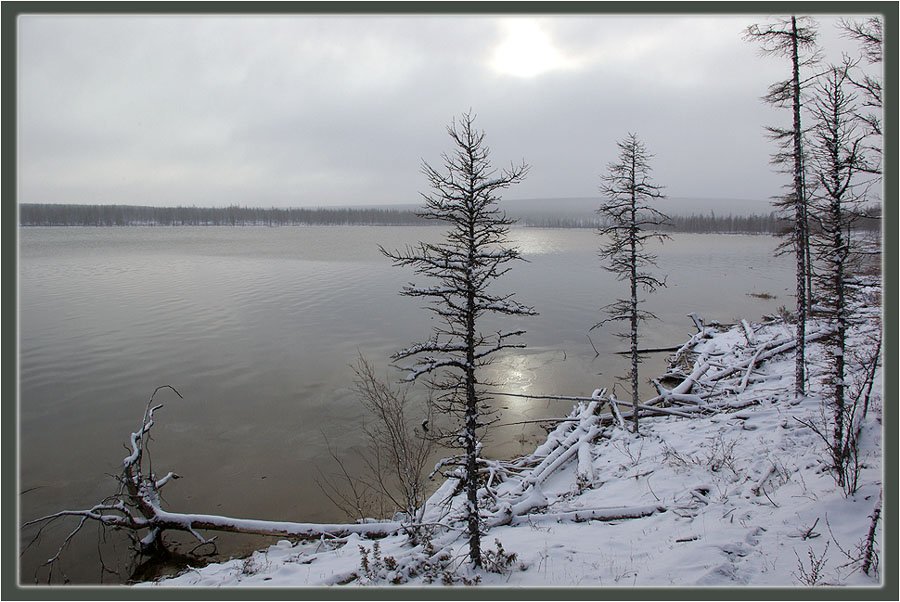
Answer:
523, 401, 602, 488
607, 394, 627, 429
26, 506, 406, 542
493, 391, 698, 419
615, 344, 683, 355
741, 319, 757, 345
509, 504, 667, 526
148, 510, 406, 540
23, 387, 413, 574
608, 397, 696, 419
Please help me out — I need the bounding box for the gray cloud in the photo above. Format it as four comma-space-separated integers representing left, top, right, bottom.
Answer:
17, 14, 878, 209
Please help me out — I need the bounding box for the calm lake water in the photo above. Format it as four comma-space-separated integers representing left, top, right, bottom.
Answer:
18, 226, 795, 584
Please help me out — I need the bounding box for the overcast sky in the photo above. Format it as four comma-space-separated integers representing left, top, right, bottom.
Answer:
17, 12, 879, 212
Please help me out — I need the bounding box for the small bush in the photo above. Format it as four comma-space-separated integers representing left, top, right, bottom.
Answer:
794, 543, 830, 586
482, 539, 518, 574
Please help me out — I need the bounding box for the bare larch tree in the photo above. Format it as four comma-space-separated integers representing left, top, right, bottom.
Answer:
744, 15, 819, 397
807, 64, 870, 493
593, 133, 668, 435
381, 111, 533, 567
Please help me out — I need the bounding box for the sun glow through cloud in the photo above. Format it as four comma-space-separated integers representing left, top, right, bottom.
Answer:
488, 19, 580, 78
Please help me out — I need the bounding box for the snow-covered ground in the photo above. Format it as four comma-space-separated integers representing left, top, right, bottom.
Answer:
148, 280, 884, 589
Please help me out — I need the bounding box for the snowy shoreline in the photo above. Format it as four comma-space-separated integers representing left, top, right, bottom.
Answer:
146, 278, 883, 589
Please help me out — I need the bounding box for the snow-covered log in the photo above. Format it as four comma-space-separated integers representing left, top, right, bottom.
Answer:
608, 397, 696, 419
509, 504, 667, 526
487, 401, 606, 516
526, 404, 585, 460
500, 398, 604, 468
26, 507, 406, 542
670, 326, 716, 368
144, 511, 408, 541
525, 418, 602, 488
741, 319, 757, 345
651, 379, 708, 406
576, 440, 594, 488
739, 345, 767, 393
687, 312, 705, 332
607, 394, 627, 429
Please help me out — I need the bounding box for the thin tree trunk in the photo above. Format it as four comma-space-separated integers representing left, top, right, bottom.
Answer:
630, 163, 640, 434
804, 204, 813, 314
830, 149, 847, 485
464, 195, 482, 567
791, 15, 807, 397
862, 492, 882, 575
833, 277, 847, 484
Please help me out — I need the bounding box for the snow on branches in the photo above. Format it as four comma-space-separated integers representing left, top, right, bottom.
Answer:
594, 133, 670, 434
381, 111, 533, 567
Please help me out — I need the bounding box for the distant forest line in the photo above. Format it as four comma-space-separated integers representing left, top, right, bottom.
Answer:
19, 203, 881, 234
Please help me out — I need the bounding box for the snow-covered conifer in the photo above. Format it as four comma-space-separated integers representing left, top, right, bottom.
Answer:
594, 133, 669, 434
381, 111, 533, 566
807, 64, 875, 492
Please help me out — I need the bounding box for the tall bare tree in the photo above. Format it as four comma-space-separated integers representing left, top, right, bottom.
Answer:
744, 15, 819, 397
381, 111, 533, 567
593, 133, 668, 434
807, 64, 871, 493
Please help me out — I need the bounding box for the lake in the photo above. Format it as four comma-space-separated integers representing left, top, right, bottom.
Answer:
18, 226, 795, 584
